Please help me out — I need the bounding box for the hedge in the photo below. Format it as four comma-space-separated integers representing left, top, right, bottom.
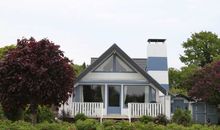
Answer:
0, 119, 219, 130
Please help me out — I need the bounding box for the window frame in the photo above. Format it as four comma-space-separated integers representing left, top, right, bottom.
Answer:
82, 85, 105, 103
123, 85, 146, 108
149, 87, 156, 103
93, 54, 136, 73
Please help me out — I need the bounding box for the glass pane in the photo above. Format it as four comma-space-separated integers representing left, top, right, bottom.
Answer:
108, 85, 120, 106
83, 85, 104, 102
95, 56, 113, 72
150, 87, 156, 103
124, 86, 145, 107
115, 56, 133, 72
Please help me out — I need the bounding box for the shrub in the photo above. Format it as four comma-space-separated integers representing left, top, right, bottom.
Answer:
74, 113, 88, 121
167, 123, 185, 130
132, 121, 145, 130
0, 120, 37, 130
0, 120, 13, 129
24, 105, 55, 123
3, 106, 24, 121
154, 114, 168, 125
75, 119, 98, 130
59, 122, 76, 130
36, 122, 62, 130
114, 121, 134, 130
0, 105, 5, 120
144, 122, 157, 130
37, 106, 55, 123
36, 122, 76, 130
102, 120, 115, 128
10, 120, 37, 130
172, 108, 192, 126
139, 115, 154, 124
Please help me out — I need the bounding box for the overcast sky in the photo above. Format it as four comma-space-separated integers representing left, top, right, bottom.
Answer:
0, 0, 220, 69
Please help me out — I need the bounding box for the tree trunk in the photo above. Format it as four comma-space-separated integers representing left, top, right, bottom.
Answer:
30, 103, 38, 124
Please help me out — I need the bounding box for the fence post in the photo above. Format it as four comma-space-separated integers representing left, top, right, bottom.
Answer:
128, 103, 131, 123
164, 95, 171, 119
100, 103, 103, 123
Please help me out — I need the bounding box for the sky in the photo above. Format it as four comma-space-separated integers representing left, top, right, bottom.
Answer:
0, 0, 220, 69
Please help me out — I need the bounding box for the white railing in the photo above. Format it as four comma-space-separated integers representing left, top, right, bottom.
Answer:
69, 102, 104, 118
128, 103, 164, 119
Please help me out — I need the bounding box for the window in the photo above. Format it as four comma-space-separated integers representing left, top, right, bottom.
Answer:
94, 54, 134, 72
108, 85, 121, 106
123, 85, 145, 107
115, 56, 133, 72
150, 87, 156, 103
94, 56, 114, 72
83, 85, 104, 102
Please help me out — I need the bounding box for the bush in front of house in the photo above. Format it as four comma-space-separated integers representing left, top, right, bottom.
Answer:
0, 120, 11, 129
74, 113, 88, 122
102, 120, 115, 128
114, 121, 135, 130
10, 120, 37, 130
24, 105, 55, 123
37, 106, 55, 123
139, 115, 154, 124
172, 108, 192, 126
132, 121, 146, 130
0, 120, 76, 130
102, 120, 134, 130
36, 121, 76, 130
153, 114, 169, 125
166, 123, 186, 130
0, 120, 37, 130
75, 119, 98, 130
0, 105, 6, 120
0, 119, 220, 130
4, 107, 24, 121
140, 122, 166, 130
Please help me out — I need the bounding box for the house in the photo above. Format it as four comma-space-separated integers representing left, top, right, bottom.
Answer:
60, 39, 171, 121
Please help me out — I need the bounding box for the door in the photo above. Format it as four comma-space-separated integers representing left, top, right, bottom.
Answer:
107, 85, 121, 114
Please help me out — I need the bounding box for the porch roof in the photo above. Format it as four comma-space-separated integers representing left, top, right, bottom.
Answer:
75, 44, 167, 94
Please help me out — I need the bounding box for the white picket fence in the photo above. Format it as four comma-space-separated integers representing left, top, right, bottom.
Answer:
128, 103, 164, 120
69, 102, 104, 118
60, 102, 166, 122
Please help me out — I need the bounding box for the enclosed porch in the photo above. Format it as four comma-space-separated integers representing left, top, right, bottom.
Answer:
60, 84, 170, 121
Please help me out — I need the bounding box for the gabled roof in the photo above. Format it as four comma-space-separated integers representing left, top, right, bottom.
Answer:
171, 94, 194, 101
76, 44, 167, 94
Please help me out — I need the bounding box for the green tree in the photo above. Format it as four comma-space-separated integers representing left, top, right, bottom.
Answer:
73, 62, 87, 76
179, 65, 198, 91
169, 65, 198, 95
169, 68, 181, 89
180, 31, 220, 67
0, 45, 15, 59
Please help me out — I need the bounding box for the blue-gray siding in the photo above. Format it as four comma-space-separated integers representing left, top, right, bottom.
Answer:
147, 57, 168, 71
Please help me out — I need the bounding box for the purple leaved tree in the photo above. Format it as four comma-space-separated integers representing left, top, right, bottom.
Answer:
0, 37, 76, 123
187, 61, 220, 105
